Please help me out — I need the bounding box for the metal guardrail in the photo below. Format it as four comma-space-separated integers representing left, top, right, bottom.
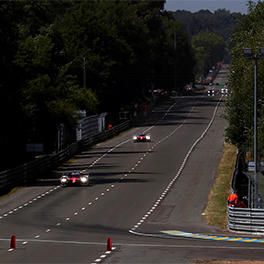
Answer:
0, 120, 130, 195
228, 206, 264, 234
227, 150, 264, 234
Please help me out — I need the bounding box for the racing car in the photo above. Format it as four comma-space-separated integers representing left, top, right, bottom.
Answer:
133, 133, 151, 142
60, 171, 89, 186
207, 89, 215, 96
221, 87, 229, 96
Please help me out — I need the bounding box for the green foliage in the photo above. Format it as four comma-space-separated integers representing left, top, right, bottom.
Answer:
0, 0, 194, 168
226, 1, 264, 157
192, 31, 226, 76
172, 9, 244, 78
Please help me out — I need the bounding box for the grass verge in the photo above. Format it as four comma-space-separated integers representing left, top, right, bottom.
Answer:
203, 142, 237, 230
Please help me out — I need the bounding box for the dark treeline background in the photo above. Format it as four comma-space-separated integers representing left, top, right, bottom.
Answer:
173, 9, 244, 77
0, 0, 242, 170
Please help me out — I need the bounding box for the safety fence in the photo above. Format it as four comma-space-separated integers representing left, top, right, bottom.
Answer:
227, 150, 264, 234
228, 206, 264, 234
0, 120, 130, 195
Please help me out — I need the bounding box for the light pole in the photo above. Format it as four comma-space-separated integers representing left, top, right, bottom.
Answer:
83, 56, 86, 89
243, 48, 264, 207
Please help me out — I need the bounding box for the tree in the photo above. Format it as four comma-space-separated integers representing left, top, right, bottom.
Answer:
192, 31, 226, 77
225, 1, 264, 158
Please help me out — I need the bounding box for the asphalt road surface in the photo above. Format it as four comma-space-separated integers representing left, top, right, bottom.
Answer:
1, 66, 264, 263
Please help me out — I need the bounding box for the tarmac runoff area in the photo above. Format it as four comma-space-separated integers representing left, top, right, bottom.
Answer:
161, 230, 264, 243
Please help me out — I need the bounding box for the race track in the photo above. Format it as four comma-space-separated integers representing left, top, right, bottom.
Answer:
1, 67, 264, 263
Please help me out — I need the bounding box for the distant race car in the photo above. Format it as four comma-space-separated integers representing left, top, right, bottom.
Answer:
221, 87, 229, 96
133, 133, 151, 142
207, 89, 215, 96
60, 171, 89, 186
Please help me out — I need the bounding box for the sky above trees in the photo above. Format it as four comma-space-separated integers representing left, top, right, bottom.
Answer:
165, 0, 249, 14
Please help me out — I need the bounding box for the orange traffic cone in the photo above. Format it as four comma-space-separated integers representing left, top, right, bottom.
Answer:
10, 235, 16, 249
107, 237, 112, 251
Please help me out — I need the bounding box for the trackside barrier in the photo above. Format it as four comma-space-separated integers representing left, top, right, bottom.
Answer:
0, 120, 130, 195
228, 206, 264, 234
227, 150, 264, 234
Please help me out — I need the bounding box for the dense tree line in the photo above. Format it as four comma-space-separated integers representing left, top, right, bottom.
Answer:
172, 9, 244, 77
225, 1, 264, 158
0, 1, 195, 170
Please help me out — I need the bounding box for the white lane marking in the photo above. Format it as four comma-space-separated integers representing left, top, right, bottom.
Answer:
1, 236, 263, 250
46, 229, 50, 232
82, 207, 86, 210
56, 223, 61, 226
8, 248, 14, 252
22, 241, 28, 245
35, 235, 40, 238
130, 96, 221, 232
66, 218, 70, 221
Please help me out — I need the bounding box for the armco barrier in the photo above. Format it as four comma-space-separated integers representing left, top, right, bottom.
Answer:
0, 120, 130, 195
228, 206, 264, 234
227, 150, 264, 234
